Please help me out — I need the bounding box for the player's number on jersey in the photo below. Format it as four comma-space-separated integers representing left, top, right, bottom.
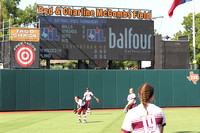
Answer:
141, 115, 156, 133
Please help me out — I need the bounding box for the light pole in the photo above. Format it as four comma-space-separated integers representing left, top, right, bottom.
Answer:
192, 0, 196, 69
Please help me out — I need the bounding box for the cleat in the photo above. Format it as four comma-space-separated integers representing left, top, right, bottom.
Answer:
77, 120, 81, 123
84, 120, 87, 123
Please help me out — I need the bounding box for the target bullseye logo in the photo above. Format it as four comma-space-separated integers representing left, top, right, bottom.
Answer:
15, 45, 35, 67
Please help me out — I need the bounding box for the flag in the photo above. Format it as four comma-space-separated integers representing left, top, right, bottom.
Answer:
168, 0, 192, 18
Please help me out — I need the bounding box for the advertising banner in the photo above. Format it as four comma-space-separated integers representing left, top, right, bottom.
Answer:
11, 41, 40, 68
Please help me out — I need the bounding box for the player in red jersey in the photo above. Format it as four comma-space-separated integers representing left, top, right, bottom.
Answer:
74, 96, 87, 123
83, 88, 98, 115
125, 88, 137, 111
121, 83, 166, 133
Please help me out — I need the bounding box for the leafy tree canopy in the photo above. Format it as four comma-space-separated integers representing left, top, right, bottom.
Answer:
0, 0, 36, 27
172, 13, 200, 68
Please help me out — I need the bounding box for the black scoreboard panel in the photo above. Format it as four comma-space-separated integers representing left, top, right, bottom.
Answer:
39, 16, 154, 61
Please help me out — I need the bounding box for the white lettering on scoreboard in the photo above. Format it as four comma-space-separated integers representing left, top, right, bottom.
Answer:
109, 27, 152, 50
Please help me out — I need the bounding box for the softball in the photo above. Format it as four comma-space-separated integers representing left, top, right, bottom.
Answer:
193, 60, 197, 64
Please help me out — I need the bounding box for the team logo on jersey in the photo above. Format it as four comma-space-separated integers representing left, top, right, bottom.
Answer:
87, 27, 106, 42
187, 71, 199, 84
15, 43, 36, 67
40, 25, 60, 41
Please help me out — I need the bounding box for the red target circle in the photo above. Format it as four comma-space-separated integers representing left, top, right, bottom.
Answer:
15, 45, 35, 67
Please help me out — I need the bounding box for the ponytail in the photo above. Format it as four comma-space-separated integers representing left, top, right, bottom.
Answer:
138, 83, 154, 115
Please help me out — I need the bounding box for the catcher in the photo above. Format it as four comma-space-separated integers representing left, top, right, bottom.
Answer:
74, 96, 87, 123
124, 88, 136, 113
82, 88, 99, 115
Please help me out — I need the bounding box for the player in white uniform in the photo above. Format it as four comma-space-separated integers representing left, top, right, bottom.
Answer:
125, 88, 136, 111
83, 88, 98, 115
121, 83, 166, 133
74, 96, 87, 123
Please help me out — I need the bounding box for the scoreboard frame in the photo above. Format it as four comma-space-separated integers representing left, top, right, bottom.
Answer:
37, 5, 154, 62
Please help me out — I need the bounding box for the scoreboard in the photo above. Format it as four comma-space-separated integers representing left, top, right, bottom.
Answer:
38, 16, 154, 61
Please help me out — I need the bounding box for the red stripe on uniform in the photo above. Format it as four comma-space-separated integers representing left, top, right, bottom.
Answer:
121, 128, 131, 133
132, 121, 143, 130
156, 117, 163, 125
131, 117, 163, 130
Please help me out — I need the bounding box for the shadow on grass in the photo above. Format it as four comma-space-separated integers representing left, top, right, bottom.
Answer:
87, 121, 103, 123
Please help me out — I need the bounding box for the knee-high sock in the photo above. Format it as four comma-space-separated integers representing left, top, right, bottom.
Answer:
78, 115, 81, 120
83, 114, 86, 120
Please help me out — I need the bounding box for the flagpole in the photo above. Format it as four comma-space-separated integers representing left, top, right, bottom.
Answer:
193, 0, 196, 69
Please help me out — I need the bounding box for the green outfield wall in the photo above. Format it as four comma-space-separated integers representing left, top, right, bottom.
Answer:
0, 69, 200, 111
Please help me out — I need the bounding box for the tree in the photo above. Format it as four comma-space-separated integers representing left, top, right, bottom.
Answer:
64, 60, 78, 69
172, 30, 183, 40
1, 0, 36, 25
0, 0, 37, 40
111, 61, 138, 69
154, 29, 159, 36
17, 3, 37, 27
173, 13, 200, 68
1, 0, 21, 24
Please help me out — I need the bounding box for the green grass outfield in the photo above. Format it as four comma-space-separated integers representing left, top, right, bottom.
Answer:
0, 108, 200, 133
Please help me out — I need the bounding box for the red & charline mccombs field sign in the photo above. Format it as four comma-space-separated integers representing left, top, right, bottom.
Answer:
37, 5, 152, 20
37, 5, 154, 61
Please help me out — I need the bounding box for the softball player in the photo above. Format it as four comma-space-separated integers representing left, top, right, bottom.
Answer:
121, 83, 166, 133
74, 96, 87, 123
125, 88, 136, 111
82, 88, 98, 115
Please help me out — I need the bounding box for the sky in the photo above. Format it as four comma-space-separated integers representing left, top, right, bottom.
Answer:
18, 0, 200, 39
